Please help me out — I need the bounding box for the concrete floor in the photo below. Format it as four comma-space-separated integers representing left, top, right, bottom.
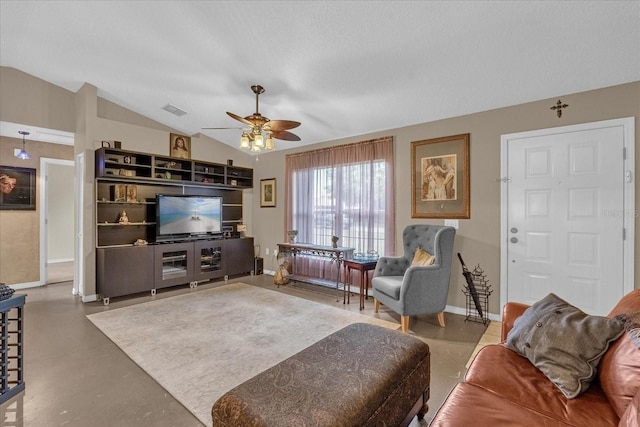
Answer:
2, 274, 488, 426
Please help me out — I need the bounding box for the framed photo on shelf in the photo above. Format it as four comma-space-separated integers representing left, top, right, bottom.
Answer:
411, 133, 470, 219
260, 178, 276, 208
113, 184, 127, 202
0, 165, 36, 210
169, 133, 191, 159
126, 185, 138, 202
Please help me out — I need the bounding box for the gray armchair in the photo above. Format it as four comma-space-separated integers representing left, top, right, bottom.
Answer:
372, 225, 456, 333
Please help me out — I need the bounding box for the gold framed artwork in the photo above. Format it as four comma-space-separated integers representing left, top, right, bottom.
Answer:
260, 178, 276, 208
411, 133, 470, 219
169, 133, 191, 159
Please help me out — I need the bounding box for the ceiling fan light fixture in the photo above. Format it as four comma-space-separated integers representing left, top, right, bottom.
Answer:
208, 85, 300, 153
254, 133, 264, 148
265, 135, 275, 151
239, 133, 250, 149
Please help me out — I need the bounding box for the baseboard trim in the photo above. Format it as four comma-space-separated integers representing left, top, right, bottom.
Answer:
82, 294, 98, 303
445, 304, 500, 322
48, 258, 74, 264
261, 271, 499, 320
8, 281, 42, 290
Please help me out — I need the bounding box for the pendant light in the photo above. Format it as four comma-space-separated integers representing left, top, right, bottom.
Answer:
16, 131, 31, 160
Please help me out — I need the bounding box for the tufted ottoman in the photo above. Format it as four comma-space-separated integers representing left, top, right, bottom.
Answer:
211, 322, 430, 426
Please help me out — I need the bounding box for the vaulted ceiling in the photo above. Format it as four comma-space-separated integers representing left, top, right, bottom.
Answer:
1, 1, 638, 152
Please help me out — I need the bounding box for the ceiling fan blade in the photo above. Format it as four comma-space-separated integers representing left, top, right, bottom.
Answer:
202, 127, 247, 130
271, 130, 301, 141
226, 111, 254, 126
265, 120, 301, 131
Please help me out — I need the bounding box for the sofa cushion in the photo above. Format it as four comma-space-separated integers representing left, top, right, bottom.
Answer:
411, 247, 434, 267
619, 389, 640, 427
505, 293, 624, 399
430, 382, 578, 427
465, 344, 619, 426
598, 290, 640, 418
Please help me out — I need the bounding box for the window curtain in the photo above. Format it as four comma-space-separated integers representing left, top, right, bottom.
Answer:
285, 136, 395, 281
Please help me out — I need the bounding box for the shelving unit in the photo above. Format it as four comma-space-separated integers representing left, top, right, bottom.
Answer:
94, 147, 255, 304
0, 295, 25, 404
96, 148, 254, 188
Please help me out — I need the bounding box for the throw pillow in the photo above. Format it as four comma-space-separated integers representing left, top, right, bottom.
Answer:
411, 247, 434, 267
505, 293, 624, 399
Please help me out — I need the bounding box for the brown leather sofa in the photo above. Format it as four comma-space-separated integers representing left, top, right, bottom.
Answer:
431, 290, 640, 426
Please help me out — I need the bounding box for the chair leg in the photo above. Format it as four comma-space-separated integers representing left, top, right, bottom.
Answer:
401, 315, 409, 333
374, 299, 380, 313
437, 312, 445, 327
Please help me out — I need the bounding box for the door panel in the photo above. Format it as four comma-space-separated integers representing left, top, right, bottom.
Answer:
505, 125, 625, 315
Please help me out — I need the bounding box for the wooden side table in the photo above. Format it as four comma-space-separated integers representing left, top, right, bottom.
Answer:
343, 259, 378, 310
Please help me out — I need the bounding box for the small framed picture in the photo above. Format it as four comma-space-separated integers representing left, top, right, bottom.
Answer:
126, 185, 137, 202
170, 133, 191, 159
123, 155, 132, 164
260, 178, 276, 208
113, 184, 126, 202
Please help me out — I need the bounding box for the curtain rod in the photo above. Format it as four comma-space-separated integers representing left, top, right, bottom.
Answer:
285, 136, 393, 159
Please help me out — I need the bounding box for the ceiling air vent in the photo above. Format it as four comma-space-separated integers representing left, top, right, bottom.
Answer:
162, 104, 188, 117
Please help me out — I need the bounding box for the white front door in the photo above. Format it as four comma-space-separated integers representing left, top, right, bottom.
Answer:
501, 118, 635, 315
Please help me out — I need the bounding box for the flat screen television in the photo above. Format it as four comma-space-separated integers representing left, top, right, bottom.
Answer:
156, 194, 223, 241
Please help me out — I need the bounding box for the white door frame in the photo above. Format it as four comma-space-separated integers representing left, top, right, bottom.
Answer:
500, 117, 635, 313
74, 152, 85, 297
39, 157, 75, 286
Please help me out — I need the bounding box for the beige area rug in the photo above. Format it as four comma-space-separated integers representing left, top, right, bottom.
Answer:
87, 282, 398, 425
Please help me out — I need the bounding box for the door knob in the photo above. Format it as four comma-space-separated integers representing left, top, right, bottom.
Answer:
510, 237, 518, 243
510, 227, 518, 233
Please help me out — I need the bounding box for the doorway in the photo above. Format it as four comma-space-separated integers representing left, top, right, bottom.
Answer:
500, 118, 635, 315
40, 158, 75, 285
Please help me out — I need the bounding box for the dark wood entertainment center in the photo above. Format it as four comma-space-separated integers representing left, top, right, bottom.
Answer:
95, 147, 254, 304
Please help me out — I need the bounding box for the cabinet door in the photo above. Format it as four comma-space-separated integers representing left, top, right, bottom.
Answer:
194, 240, 225, 281
154, 242, 195, 289
97, 246, 154, 298
225, 238, 254, 276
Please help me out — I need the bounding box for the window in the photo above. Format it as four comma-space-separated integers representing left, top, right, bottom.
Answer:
285, 136, 395, 260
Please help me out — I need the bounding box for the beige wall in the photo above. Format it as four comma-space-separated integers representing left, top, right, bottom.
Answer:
0, 137, 74, 284
0, 67, 75, 132
252, 82, 640, 316
0, 66, 637, 314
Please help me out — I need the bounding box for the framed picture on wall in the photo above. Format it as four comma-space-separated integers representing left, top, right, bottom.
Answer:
169, 133, 191, 159
411, 133, 470, 219
260, 178, 276, 208
0, 165, 36, 210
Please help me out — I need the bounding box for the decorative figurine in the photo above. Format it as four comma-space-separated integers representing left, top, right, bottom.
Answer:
288, 230, 298, 244
118, 210, 129, 224
331, 235, 339, 248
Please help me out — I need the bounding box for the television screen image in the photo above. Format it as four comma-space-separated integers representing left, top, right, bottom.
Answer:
157, 195, 222, 239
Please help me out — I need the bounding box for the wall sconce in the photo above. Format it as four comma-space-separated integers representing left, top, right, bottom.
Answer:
15, 131, 31, 160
